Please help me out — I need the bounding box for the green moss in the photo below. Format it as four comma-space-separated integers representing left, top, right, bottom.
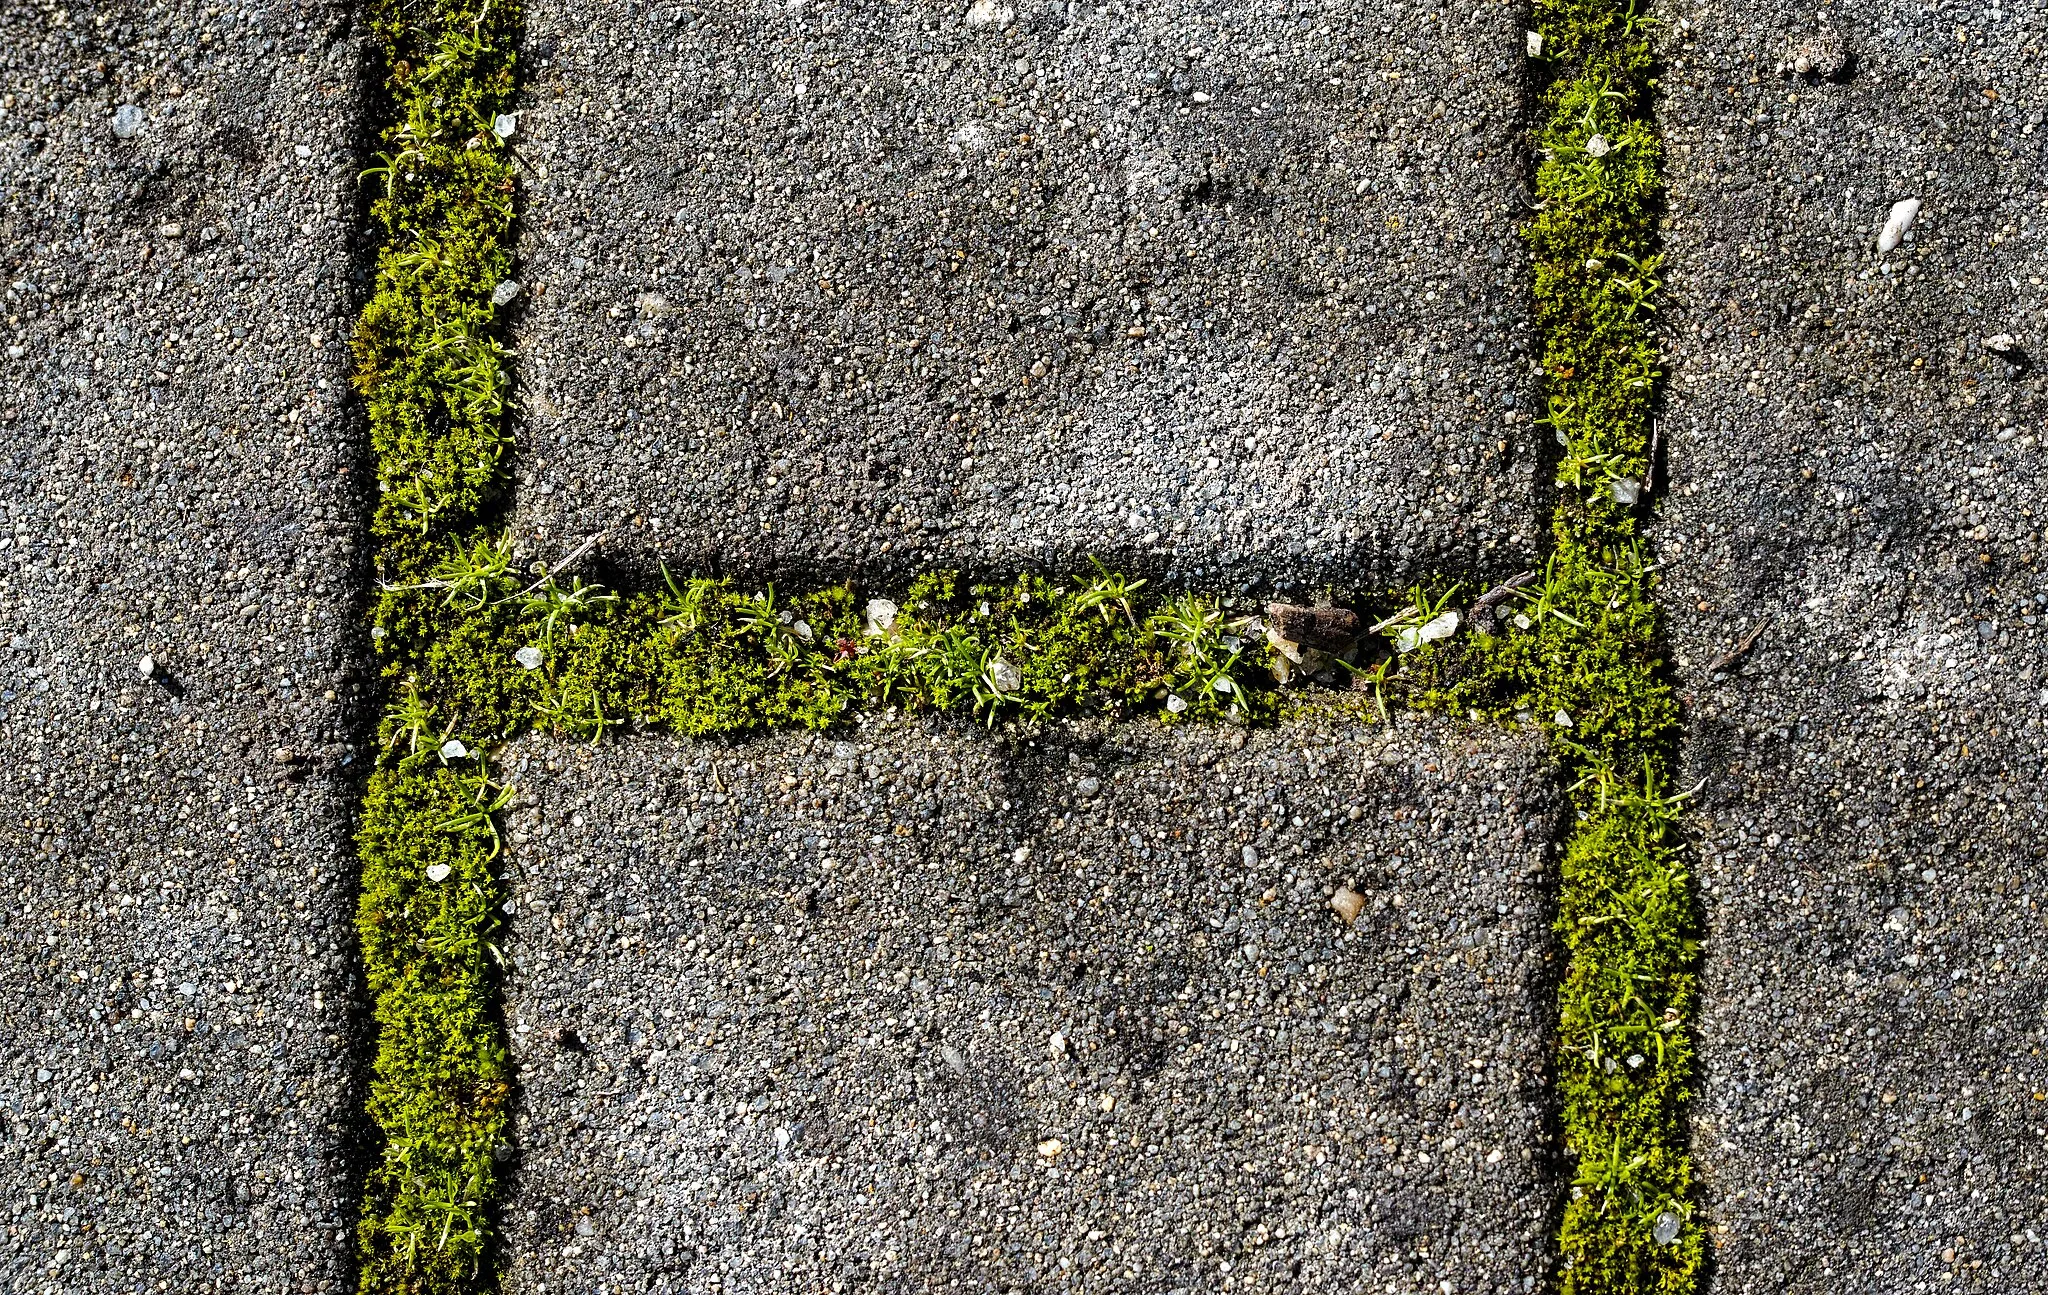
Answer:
349, 0, 1697, 1288
1403, 0, 1702, 1290
354, 755, 510, 1294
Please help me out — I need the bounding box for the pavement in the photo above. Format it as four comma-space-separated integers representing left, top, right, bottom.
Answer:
503, 0, 1542, 595
5, 0, 2048, 1289
493, 711, 1560, 1294
1652, 0, 2048, 1285
0, 2, 373, 1291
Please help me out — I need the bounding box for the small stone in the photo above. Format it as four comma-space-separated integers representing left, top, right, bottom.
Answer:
492, 112, 518, 138
1048, 1031, 1068, 1059
111, 104, 145, 138
1329, 887, 1365, 924
940, 1045, 968, 1076
425, 864, 453, 883
136, 653, 157, 678
966, 0, 1014, 27
792, 619, 813, 642
989, 658, 1022, 693
1554, 709, 1574, 728
1265, 603, 1360, 651
1075, 776, 1101, 798
1036, 1137, 1063, 1158
864, 598, 899, 635
1652, 1211, 1682, 1245
1584, 134, 1610, 158
440, 739, 469, 760
1610, 477, 1643, 506
1164, 693, 1188, 713
514, 645, 544, 670
491, 280, 522, 307
159, 222, 183, 239
1985, 333, 2019, 354
1877, 197, 1921, 255
293, 144, 311, 159
1395, 610, 1460, 654
1789, 29, 1848, 79
1012, 845, 1031, 864
1526, 29, 1543, 56
1242, 845, 1260, 867
1513, 612, 1534, 630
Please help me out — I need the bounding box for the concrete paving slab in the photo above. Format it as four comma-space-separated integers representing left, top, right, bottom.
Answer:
505, 0, 1542, 593
0, 3, 371, 1290
494, 710, 1559, 1293
1653, 0, 2048, 1284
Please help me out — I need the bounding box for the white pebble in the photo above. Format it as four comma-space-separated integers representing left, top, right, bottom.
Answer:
1242, 845, 1260, 866
440, 739, 469, 760
1165, 693, 1188, 713
965, 0, 1014, 28
492, 112, 518, 139
491, 280, 522, 307
111, 104, 145, 138
1610, 477, 1642, 506
136, 653, 157, 679
1395, 610, 1460, 654
425, 864, 453, 884
1584, 134, 1610, 158
989, 658, 1022, 693
1877, 198, 1920, 255
1526, 29, 1543, 56
514, 646, 544, 670
864, 598, 898, 635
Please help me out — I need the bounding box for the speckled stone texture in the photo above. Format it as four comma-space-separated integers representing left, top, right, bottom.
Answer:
1653, 0, 2048, 1285
504, 0, 1542, 595
495, 710, 1559, 1294
0, 2, 371, 1291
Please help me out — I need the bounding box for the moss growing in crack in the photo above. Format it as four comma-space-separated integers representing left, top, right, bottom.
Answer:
372, 557, 1279, 745
1401, 0, 1703, 1290
354, 753, 511, 1293
352, 0, 521, 579
350, 0, 522, 1289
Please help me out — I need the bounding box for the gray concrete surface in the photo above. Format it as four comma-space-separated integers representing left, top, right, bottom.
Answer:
505, 0, 1542, 594
494, 710, 1559, 1293
1653, 0, 2048, 1285
0, 2, 371, 1290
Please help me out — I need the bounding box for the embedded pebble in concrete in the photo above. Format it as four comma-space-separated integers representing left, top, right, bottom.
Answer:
507, 0, 1542, 593
1653, 0, 2048, 1284
0, 2, 371, 1289
496, 710, 1560, 1293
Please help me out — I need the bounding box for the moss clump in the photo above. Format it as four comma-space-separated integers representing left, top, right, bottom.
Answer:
354, 754, 511, 1293
1402, 0, 1702, 1289
352, 0, 521, 581
349, 0, 521, 1288
373, 556, 1279, 746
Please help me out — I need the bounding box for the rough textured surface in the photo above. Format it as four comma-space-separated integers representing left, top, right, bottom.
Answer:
0, 2, 370, 1290
1653, 0, 2048, 1285
505, 0, 1542, 594
496, 710, 1559, 1293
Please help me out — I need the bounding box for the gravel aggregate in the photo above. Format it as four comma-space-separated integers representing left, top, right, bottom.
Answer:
495, 710, 1560, 1293
1652, 0, 2048, 1284
0, 2, 372, 1290
504, 0, 1542, 594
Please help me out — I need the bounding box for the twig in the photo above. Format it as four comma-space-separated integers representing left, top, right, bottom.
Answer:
1646, 418, 1661, 493
511, 530, 609, 599
1707, 618, 1769, 673
1470, 570, 1538, 613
